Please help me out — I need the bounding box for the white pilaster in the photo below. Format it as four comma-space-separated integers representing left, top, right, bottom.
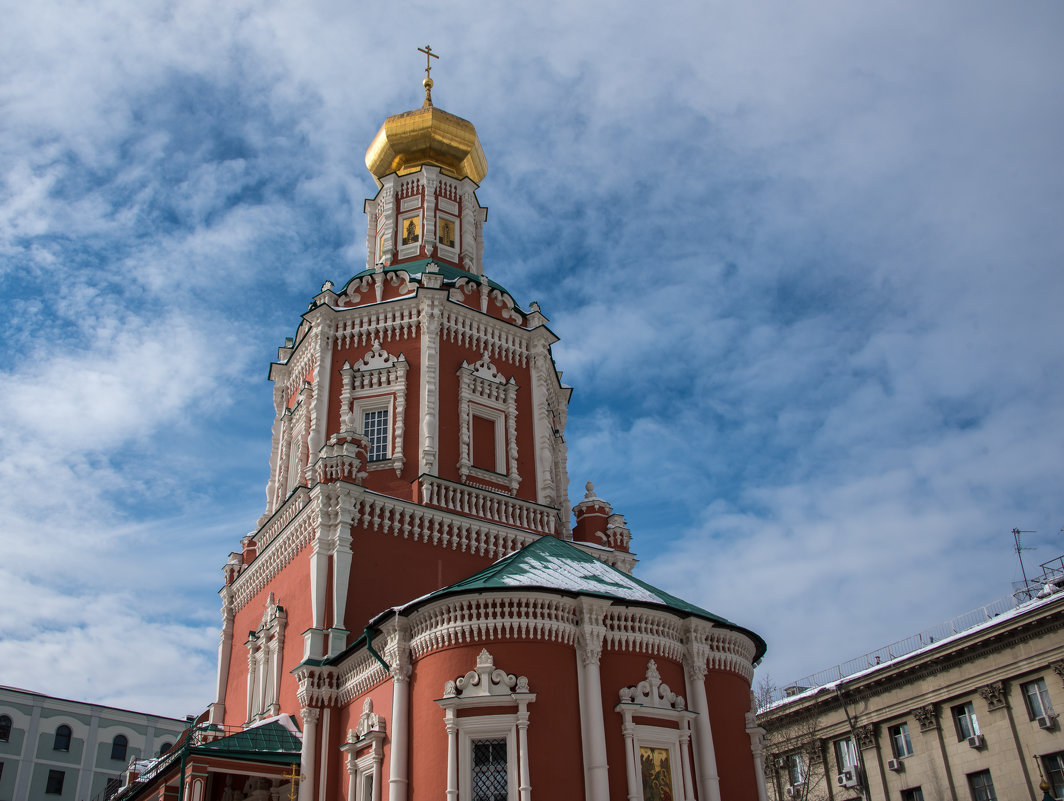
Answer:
684, 626, 722, 801
576, 599, 611, 801
299, 707, 320, 801
418, 293, 442, 476
387, 619, 412, 801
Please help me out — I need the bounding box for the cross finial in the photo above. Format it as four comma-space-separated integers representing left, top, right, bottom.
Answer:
418, 45, 440, 107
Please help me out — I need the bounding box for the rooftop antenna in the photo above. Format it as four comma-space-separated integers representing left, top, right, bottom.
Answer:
1012, 528, 1036, 591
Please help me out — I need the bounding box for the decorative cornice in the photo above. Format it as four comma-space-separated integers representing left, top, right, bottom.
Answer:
618, 660, 687, 711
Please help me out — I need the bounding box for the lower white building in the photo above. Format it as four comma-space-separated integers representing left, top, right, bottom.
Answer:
0, 686, 187, 801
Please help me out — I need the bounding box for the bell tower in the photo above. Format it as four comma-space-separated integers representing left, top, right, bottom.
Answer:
212, 56, 639, 733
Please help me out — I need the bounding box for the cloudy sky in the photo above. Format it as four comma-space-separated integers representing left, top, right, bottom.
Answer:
2, 0, 1062, 718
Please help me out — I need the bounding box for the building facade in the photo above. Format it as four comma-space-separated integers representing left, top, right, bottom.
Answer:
0, 686, 186, 801
110, 76, 769, 801
757, 581, 1064, 801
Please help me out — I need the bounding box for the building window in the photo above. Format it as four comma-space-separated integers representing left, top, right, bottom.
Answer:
953, 702, 980, 740
457, 354, 520, 493
53, 725, 71, 751
363, 408, 390, 461
159, 742, 173, 755
1022, 678, 1054, 720
471, 738, 508, 801
244, 593, 287, 724
901, 788, 925, 801
110, 734, 128, 761
341, 697, 386, 801
437, 650, 535, 801
0, 714, 11, 741
471, 409, 504, 473
968, 770, 996, 801
787, 753, 806, 786
46, 769, 65, 795
340, 342, 408, 476
889, 722, 914, 757
833, 738, 857, 771
1042, 752, 1064, 800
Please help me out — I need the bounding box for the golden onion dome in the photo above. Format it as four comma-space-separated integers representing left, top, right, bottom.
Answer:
365, 102, 487, 186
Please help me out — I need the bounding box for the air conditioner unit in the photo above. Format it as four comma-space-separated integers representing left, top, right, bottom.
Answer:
967, 734, 985, 749
1036, 714, 1057, 730
837, 768, 861, 788
785, 785, 803, 799
887, 758, 903, 772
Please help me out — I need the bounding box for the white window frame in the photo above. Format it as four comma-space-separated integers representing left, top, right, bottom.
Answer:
953, 701, 980, 740
458, 716, 519, 801
615, 660, 698, 801
457, 354, 520, 494
356, 397, 393, 463
340, 698, 385, 801
1022, 678, 1054, 720
244, 593, 286, 724
437, 212, 459, 257
398, 213, 422, 258
437, 650, 535, 801
340, 342, 408, 476
833, 737, 857, 771
469, 403, 506, 474
889, 722, 914, 758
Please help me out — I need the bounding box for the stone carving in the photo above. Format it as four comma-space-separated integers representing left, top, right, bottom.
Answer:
618, 660, 687, 711
912, 704, 938, 731
442, 649, 530, 698
1051, 660, 1064, 687
855, 723, 876, 750
978, 681, 1008, 710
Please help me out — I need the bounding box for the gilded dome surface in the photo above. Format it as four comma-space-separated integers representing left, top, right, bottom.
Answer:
365, 104, 488, 185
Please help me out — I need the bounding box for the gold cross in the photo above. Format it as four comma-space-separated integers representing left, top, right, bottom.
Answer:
418, 45, 440, 106
283, 762, 304, 801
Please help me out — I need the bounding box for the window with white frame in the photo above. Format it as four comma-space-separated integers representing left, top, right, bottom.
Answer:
833, 738, 857, 771
245, 593, 286, 724
457, 354, 519, 493
953, 702, 980, 740
362, 407, 390, 461
340, 698, 386, 801
615, 660, 698, 801
889, 722, 914, 758
1022, 678, 1054, 720
340, 342, 408, 476
436, 649, 535, 801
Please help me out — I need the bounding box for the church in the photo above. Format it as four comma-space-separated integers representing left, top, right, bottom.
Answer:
116, 56, 768, 801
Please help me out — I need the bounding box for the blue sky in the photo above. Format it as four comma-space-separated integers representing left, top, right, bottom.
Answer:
2, 0, 1062, 717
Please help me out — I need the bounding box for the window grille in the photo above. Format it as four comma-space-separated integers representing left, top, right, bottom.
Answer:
471, 738, 507, 801
363, 409, 390, 461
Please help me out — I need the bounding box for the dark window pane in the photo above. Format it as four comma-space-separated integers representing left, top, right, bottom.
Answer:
471, 738, 507, 801
53, 726, 71, 752
111, 734, 128, 761
46, 769, 65, 794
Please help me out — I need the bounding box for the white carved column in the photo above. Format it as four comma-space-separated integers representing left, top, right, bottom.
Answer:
620, 711, 639, 801
576, 599, 611, 801
679, 720, 696, 801
387, 619, 412, 801
517, 701, 532, 801
684, 624, 722, 801
746, 692, 769, 801
444, 708, 458, 801
418, 292, 442, 476
299, 707, 320, 801
460, 183, 477, 272
245, 646, 258, 722
317, 708, 331, 801
209, 589, 234, 724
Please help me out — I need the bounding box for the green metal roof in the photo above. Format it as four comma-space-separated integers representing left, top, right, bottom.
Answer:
338, 259, 517, 305
392, 535, 767, 660
195, 720, 301, 761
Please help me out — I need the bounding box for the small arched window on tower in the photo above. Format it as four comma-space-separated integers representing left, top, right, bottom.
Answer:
0, 714, 12, 741
53, 724, 72, 751
111, 734, 128, 761
159, 742, 173, 756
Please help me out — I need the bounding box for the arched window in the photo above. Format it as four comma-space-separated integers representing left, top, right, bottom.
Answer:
53, 725, 71, 751
0, 714, 12, 741
159, 742, 173, 755
110, 734, 128, 761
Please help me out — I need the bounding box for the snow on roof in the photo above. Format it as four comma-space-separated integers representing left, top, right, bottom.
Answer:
495, 550, 662, 603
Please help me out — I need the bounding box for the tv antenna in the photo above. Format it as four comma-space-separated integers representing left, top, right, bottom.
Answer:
1012, 528, 1036, 590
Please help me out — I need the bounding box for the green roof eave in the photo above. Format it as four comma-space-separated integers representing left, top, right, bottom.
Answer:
365, 535, 767, 662
338, 259, 518, 306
